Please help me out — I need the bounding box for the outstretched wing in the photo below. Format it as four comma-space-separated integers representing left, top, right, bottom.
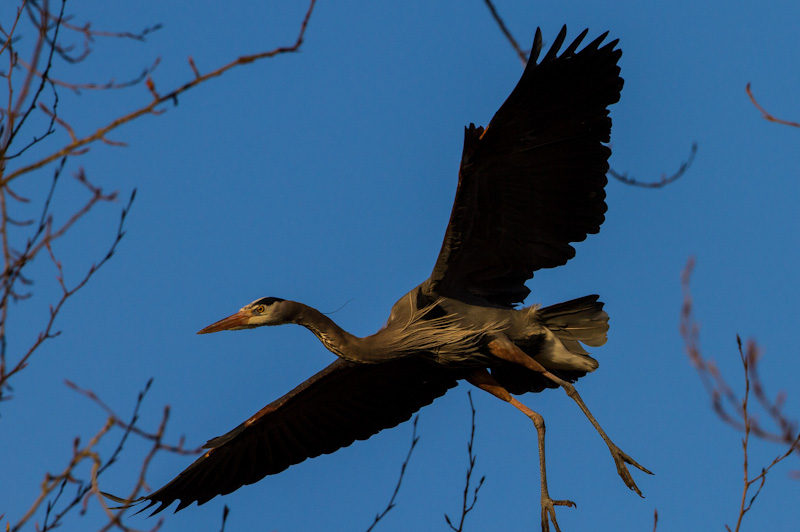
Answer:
139, 357, 460, 514
428, 27, 623, 307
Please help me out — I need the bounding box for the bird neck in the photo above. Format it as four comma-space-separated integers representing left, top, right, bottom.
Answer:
287, 301, 367, 362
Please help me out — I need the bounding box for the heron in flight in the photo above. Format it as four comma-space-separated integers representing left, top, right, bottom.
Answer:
119, 27, 650, 531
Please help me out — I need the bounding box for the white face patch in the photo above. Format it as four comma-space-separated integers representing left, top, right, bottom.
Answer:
246, 313, 280, 327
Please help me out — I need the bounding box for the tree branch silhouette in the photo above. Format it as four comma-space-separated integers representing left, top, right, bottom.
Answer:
681, 258, 800, 532
746, 83, 800, 128
365, 416, 421, 532
608, 143, 697, 188
445, 391, 485, 532
1, 1, 318, 530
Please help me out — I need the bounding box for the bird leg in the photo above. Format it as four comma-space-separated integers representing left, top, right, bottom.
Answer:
487, 338, 652, 496
467, 369, 575, 532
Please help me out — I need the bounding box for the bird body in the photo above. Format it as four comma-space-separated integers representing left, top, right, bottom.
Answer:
215, 284, 605, 373
109, 27, 649, 529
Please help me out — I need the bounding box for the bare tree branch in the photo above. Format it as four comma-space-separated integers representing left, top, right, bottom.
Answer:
0, 187, 134, 400
10, 377, 196, 532
1, 2, 319, 530
481, 0, 528, 65
365, 416, 420, 532
1, 0, 317, 186
746, 83, 800, 128
445, 392, 485, 532
609, 143, 697, 188
681, 258, 800, 532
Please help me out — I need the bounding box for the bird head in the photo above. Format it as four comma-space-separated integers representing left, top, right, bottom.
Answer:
197, 297, 289, 334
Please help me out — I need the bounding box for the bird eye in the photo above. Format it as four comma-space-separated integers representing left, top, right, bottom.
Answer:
255, 305, 266, 314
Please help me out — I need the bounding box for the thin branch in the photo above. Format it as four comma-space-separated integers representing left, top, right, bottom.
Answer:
746, 83, 800, 128
0, 1, 29, 62
445, 391, 485, 532
609, 143, 697, 188
0, 188, 135, 398
1, 3, 319, 531
681, 258, 800, 532
65, 379, 199, 456
27, 0, 161, 42
0, 157, 64, 313
364, 415, 420, 532
731, 336, 753, 532
1, 0, 317, 187
4, 79, 59, 161
11, 416, 115, 532
9, 378, 181, 532
16, 55, 161, 93
482, 0, 528, 65
6, 0, 64, 153
219, 506, 230, 532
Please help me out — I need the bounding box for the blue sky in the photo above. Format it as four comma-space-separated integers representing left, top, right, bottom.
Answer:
4, 1, 800, 531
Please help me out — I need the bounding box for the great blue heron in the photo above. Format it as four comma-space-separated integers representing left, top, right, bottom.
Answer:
114, 27, 650, 530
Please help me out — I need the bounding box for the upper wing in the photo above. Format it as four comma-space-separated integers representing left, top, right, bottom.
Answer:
428, 27, 623, 307
139, 357, 460, 514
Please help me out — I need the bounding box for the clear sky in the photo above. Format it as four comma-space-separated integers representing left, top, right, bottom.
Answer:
4, 1, 800, 531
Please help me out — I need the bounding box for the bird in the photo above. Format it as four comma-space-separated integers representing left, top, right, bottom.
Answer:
110, 27, 650, 531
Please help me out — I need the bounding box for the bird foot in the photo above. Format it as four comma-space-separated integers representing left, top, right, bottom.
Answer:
540, 495, 576, 532
607, 443, 653, 497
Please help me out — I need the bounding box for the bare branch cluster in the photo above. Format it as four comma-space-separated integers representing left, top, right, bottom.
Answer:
1, 0, 316, 187
1, 0, 317, 529
680, 258, 800, 532
10, 379, 202, 532
1, 0, 143, 402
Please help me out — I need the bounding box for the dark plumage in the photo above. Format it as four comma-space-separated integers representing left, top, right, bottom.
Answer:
108, 27, 647, 530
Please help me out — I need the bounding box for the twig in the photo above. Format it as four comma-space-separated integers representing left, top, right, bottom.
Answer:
87, 380, 189, 532
729, 336, 754, 532
220, 506, 230, 532
4, 79, 59, 161
365, 415, 420, 532
14, 54, 161, 94
681, 258, 800, 531
482, 0, 528, 65
1, 0, 318, 186
4, 0, 64, 155
726, 337, 800, 532
0, 189, 135, 399
36, 379, 176, 532
0, 156, 65, 326
746, 83, 800, 128
11, 416, 115, 532
681, 257, 800, 447
445, 391, 485, 532
1, 2, 319, 531
0, 1, 29, 57
609, 143, 697, 188
66, 379, 199, 456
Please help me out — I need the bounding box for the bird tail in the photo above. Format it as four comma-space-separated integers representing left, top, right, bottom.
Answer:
490, 295, 608, 394
539, 294, 609, 356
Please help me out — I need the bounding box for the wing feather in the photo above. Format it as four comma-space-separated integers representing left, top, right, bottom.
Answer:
138, 357, 460, 514
428, 26, 623, 307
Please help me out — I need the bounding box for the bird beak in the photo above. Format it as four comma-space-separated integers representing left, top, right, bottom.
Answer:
197, 310, 251, 334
